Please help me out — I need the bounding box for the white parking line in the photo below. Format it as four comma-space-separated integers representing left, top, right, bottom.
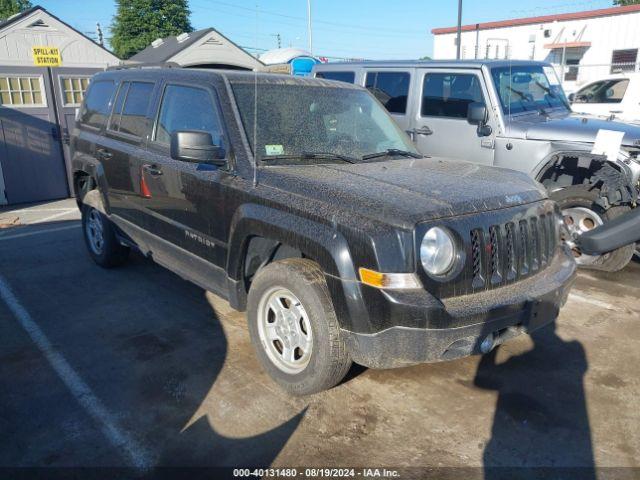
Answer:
568, 292, 619, 311
0, 274, 153, 470
31, 209, 78, 224
0, 224, 80, 241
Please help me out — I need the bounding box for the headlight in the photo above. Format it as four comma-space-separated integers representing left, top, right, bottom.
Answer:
420, 227, 456, 276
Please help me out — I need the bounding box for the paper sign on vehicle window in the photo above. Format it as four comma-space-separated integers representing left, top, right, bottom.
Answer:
591, 129, 625, 161
265, 145, 284, 155
543, 66, 560, 86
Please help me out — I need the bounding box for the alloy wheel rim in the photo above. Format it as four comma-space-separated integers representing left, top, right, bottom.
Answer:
86, 209, 105, 255
257, 287, 313, 375
562, 206, 604, 265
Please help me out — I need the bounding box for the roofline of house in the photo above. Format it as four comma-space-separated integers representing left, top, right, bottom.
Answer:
431, 4, 640, 35
0, 5, 120, 60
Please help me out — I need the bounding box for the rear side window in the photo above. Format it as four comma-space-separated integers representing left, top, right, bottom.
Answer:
315, 71, 355, 84
365, 71, 410, 114
154, 84, 224, 146
421, 73, 483, 118
109, 81, 154, 138
81, 80, 115, 129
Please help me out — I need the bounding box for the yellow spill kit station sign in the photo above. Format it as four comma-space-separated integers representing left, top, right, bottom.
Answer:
32, 46, 61, 67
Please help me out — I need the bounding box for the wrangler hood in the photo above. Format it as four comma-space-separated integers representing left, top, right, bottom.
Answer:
510, 112, 640, 146
260, 157, 546, 229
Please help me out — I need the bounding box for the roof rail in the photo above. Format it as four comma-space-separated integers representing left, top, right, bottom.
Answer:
107, 61, 182, 71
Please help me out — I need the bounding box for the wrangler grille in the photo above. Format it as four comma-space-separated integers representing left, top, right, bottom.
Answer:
469, 212, 557, 290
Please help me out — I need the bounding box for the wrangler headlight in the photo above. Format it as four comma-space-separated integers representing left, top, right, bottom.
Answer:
420, 227, 457, 277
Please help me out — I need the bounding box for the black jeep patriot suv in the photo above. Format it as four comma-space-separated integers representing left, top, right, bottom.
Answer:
72, 68, 576, 395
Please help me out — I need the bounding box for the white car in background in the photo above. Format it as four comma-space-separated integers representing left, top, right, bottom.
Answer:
569, 74, 640, 123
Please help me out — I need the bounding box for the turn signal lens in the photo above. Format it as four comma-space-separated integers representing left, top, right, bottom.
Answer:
358, 267, 421, 290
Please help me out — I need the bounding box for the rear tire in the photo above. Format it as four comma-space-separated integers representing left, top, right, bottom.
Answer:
81, 204, 129, 268
551, 185, 634, 272
247, 258, 352, 396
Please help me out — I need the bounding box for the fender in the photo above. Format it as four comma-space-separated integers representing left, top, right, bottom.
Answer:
226, 203, 370, 332
73, 160, 114, 215
81, 189, 107, 215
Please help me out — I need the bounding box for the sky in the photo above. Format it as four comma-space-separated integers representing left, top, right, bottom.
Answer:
37, 0, 617, 59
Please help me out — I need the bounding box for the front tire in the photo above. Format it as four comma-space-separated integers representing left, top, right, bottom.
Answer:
81, 205, 129, 268
247, 259, 352, 396
551, 185, 634, 272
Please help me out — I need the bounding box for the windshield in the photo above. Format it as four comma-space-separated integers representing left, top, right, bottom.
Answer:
491, 65, 570, 115
230, 81, 418, 163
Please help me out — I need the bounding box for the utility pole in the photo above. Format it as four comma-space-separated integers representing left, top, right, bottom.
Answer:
96, 22, 104, 47
456, 0, 463, 60
307, 0, 313, 54
271, 33, 281, 49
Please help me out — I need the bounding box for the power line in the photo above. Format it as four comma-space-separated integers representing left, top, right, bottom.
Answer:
190, 1, 426, 38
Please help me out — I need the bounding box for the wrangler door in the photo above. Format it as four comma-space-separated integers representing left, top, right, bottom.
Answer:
410, 68, 495, 165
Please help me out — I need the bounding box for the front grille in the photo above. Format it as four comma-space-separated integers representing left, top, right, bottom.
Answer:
469, 212, 557, 290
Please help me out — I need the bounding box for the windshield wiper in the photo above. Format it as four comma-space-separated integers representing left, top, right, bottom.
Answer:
507, 86, 529, 102
260, 152, 358, 164
361, 149, 423, 161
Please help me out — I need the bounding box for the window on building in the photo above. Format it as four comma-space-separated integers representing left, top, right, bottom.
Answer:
564, 59, 580, 82
108, 81, 154, 138
154, 85, 224, 147
61, 77, 90, 106
0, 76, 44, 106
315, 71, 355, 84
611, 49, 638, 73
365, 71, 411, 114
421, 73, 483, 118
573, 79, 629, 104
80, 80, 115, 129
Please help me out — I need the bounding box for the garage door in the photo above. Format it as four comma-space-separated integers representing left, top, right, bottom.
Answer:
0, 66, 68, 205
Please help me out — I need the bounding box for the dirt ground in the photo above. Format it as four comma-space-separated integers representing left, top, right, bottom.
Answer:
0, 199, 638, 479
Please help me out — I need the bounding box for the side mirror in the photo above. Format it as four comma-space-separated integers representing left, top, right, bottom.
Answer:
467, 102, 487, 125
467, 102, 492, 137
170, 131, 226, 165
568, 93, 575, 103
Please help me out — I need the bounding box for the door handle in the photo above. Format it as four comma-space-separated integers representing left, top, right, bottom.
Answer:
96, 148, 112, 160
142, 163, 163, 176
413, 125, 434, 136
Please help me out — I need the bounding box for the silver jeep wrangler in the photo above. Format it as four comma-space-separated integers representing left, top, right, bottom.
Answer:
313, 60, 640, 271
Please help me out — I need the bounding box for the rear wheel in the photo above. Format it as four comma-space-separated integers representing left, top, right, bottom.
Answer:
81, 205, 129, 268
552, 185, 634, 272
247, 259, 352, 396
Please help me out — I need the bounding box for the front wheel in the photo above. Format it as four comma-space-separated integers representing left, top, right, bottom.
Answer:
247, 259, 352, 396
551, 185, 634, 272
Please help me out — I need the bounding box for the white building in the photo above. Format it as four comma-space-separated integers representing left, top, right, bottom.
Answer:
432, 4, 640, 90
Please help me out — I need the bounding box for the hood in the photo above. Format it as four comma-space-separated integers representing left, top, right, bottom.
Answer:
508, 111, 640, 146
259, 157, 546, 229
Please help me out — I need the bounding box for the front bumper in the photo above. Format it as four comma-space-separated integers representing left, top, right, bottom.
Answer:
341, 248, 576, 369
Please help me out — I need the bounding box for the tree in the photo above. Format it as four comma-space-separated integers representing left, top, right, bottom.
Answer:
0, 0, 32, 21
420, 55, 432, 60
613, 0, 640, 5
111, 0, 193, 59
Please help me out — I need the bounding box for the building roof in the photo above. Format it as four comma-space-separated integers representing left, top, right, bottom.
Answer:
432, 4, 640, 35
128, 27, 264, 69
259, 47, 313, 65
314, 59, 550, 69
129, 28, 213, 64
0, 5, 118, 59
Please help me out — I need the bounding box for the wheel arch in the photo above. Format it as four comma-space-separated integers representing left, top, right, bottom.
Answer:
535, 151, 636, 208
226, 204, 367, 330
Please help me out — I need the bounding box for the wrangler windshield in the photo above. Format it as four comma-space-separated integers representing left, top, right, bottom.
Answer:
491, 65, 570, 115
230, 81, 418, 163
